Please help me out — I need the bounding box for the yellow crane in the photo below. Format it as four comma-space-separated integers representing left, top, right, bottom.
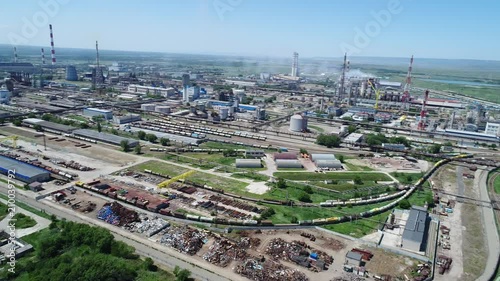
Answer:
367, 80, 381, 110
158, 170, 196, 189
0, 135, 18, 149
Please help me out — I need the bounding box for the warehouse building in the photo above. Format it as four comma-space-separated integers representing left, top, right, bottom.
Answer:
382, 143, 407, 150
235, 159, 262, 168
0, 155, 51, 183
315, 160, 343, 169
343, 133, 364, 144
310, 154, 336, 162
345, 251, 363, 266
22, 118, 77, 134
83, 108, 113, 120
273, 152, 297, 160
72, 129, 139, 147
275, 159, 302, 169
402, 206, 429, 252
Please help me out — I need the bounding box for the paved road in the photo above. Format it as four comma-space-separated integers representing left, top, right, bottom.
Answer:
456, 166, 465, 203
476, 169, 500, 281
0, 198, 51, 237
0, 190, 234, 281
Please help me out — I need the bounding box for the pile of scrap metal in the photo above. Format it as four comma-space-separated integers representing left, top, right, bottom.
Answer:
126, 213, 170, 237
96, 202, 139, 226
265, 238, 333, 271
203, 237, 249, 267
410, 263, 431, 281
159, 225, 208, 255
235, 257, 309, 281
437, 255, 452, 275
300, 232, 316, 241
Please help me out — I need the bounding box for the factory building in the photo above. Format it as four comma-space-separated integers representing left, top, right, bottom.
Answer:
345, 251, 363, 267
0, 87, 11, 104
382, 143, 407, 150
289, 114, 308, 132
275, 159, 302, 169
155, 106, 171, 114
244, 150, 265, 158
183, 86, 200, 102
83, 108, 113, 120
72, 129, 139, 147
485, 122, 500, 136
128, 85, 175, 97
65, 65, 78, 81
402, 206, 429, 252
113, 114, 141, 124
0, 155, 51, 184
344, 133, 364, 144
22, 118, 77, 134
141, 104, 156, 111
235, 159, 262, 168
315, 160, 342, 169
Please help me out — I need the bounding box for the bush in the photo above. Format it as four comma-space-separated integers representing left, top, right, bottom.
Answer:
399, 199, 411, 209
276, 178, 287, 189
298, 193, 311, 203
137, 131, 146, 140
290, 216, 298, 223
303, 186, 313, 194
353, 176, 363, 185
260, 208, 275, 219
146, 134, 157, 143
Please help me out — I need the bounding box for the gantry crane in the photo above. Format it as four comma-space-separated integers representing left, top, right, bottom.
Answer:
157, 170, 196, 189
367, 80, 381, 110
0, 135, 18, 149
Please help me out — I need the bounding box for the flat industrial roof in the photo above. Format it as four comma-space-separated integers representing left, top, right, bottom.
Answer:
73, 129, 139, 146
346, 251, 363, 261
23, 118, 77, 133
0, 155, 50, 178
344, 133, 364, 143
402, 206, 428, 244
129, 127, 200, 145
84, 108, 112, 113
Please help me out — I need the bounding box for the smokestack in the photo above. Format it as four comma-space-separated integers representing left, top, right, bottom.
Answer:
49, 24, 56, 65
13, 47, 18, 63
41, 48, 45, 65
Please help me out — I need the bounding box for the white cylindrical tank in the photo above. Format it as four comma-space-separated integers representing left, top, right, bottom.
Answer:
155, 106, 171, 114
290, 114, 307, 132
219, 107, 229, 120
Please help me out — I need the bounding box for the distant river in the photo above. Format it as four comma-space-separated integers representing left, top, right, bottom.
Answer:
423, 78, 500, 87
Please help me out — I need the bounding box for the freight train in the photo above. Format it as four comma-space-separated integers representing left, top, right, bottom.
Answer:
75, 154, 470, 227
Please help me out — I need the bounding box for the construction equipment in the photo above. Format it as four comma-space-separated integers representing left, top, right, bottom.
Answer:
158, 170, 196, 189
0, 135, 18, 149
368, 80, 381, 110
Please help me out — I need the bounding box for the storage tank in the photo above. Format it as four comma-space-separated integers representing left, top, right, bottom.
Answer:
289, 114, 307, 132
155, 106, 171, 114
219, 107, 229, 120
275, 159, 303, 169
235, 159, 262, 168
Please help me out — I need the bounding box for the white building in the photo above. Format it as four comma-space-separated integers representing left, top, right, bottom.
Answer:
485, 122, 500, 136
0, 87, 11, 104
128, 84, 175, 97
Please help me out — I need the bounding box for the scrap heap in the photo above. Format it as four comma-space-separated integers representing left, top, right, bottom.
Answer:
265, 238, 333, 271
203, 236, 262, 267
235, 258, 309, 281
126, 214, 170, 237
160, 225, 208, 255
97, 202, 139, 226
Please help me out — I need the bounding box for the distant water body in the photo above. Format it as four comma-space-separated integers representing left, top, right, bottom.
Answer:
423, 79, 500, 87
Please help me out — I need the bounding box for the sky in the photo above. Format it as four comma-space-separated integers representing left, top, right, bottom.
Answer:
0, 0, 499, 60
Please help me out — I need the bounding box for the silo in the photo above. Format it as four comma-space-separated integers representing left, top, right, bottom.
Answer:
66, 65, 78, 81
289, 114, 307, 132
219, 107, 229, 120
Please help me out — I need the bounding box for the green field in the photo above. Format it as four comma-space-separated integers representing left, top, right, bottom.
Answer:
0, 194, 51, 219
131, 160, 249, 195
323, 210, 391, 238
12, 213, 37, 229
308, 125, 325, 133
231, 172, 270, 182
494, 174, 500, 194
390, 172, 425, 184
343, 161, 374, 171
0, 202, 8, 221
273, 171, 392, 182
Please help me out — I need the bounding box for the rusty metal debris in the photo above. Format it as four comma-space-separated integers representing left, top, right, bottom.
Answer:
125, 213, 170, 237
265, 238, 333, 271
235, 257, 309, 281
159, 225, 208, 255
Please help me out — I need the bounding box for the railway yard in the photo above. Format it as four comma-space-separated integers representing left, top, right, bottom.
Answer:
1, 80, 500, 281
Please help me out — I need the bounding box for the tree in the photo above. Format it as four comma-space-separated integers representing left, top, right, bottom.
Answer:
374, 127, 382, 133
0, 118, 4, 125
276, 178, 287, 189
28, 112, 36, 118
137, 131, 146, 140
96, 122, 102, 133
290, 216, 298, 223
337, 154, 345, 163
260, 207, 275, 219
120, 140, 130, 152
299, 148, 308, 155
353, 176, 363, 185
428, 144, 442, 154
134, 145, 142, 155
298, 193, 312, 203
316, 134, 341, 148
143, 257, 157, 272
41, 113, 53, 121
33, 124, 43, 132
303, 186, 313, 194
146, 133, 157, 143
160, 137, 170, 146
347, 125, 357, 134
223, 148, 235, 157
406, 175, 413, 183
399, 199, 411, 209
175, 269, 191, 281
80, 122, 89, 129
12, 119, 22, 126
425, 193, 435, 208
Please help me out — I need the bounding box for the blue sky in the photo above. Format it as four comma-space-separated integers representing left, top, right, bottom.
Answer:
0, 0, 498, 60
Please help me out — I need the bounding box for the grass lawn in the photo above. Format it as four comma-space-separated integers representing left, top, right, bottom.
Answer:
390, 172, 431, 188
231, 172, 270, 182
263, 182, 337, 203
274, 171, 392, 182
494, 173, 500, 194
276, 168, 305, 171
323, 211, 391, 238
66, 114, 88, 122
12, 213, 37, 229
343, 161, 374, 171
313, 181, 377, 192
308, 125, 325, 133
130, 160, 249, 195
184, 153, 236, 166
0, 193, 51, 219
